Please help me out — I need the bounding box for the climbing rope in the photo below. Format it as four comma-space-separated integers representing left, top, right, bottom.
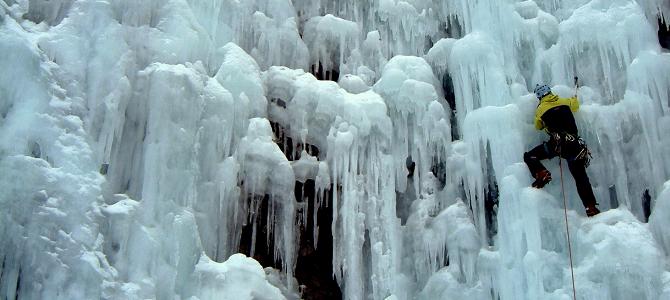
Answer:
558, 76, 580, 300
559, 155, 577, 300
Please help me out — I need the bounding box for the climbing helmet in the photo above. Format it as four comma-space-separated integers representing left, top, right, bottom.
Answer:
534, 84, 551, 99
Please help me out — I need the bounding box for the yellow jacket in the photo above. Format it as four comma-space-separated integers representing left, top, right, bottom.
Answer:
534, 93, 579, 130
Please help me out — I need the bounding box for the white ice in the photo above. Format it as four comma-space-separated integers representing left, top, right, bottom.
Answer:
1, 0, 670, 299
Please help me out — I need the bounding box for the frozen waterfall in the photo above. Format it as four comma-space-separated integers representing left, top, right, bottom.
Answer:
1, 0, 670, 299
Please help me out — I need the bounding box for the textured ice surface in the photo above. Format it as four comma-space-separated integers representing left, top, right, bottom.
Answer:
1, 0, 670, 299
192, 254, 288, 300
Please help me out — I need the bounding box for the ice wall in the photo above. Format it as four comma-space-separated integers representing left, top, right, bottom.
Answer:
0, 14, 110, 299
2, 0, 670, 299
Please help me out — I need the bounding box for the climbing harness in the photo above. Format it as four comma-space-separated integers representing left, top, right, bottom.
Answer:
551, 132, 592, 167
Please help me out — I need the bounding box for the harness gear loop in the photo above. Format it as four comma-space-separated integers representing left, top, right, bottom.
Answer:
550, 132, 591, 167
577, 138, 592, 167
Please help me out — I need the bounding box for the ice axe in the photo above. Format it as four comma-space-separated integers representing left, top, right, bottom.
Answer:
573, 76, 579, 97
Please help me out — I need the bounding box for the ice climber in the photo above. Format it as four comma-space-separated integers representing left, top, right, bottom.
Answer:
523, 83, 600, 217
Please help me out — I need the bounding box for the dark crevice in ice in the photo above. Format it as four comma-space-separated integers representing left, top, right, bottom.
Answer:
270, 121, 320, 161
442, 72, 460, 141
294, 181, 342, 300
235, 120, 342, 299
397, 160, 416, 225
642, 189, 652, 222
446, 15, 464, 39
431, 157, 447, 189
425, 35, 435, 51
29, 141, 41, 159
15, 266, 22, 300
237, 194, 274, 266
659, 18, 670, 50
360, 228, 373, 297
484, 142, 499, 246
310, 62, 340, 82
236, 122, 293, 280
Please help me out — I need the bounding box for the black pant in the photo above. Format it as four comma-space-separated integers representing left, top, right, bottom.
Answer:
523, 137, 597, 208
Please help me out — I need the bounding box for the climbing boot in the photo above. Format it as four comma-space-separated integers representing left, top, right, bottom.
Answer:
532, 170, 552, 188
585, 205, 600, 217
